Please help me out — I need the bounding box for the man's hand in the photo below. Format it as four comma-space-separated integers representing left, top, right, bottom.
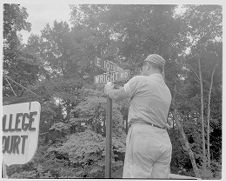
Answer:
104, 82, 114, 95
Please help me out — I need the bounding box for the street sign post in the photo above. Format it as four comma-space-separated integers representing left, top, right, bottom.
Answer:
93, 57, 130, 178
105, 97, 112, 178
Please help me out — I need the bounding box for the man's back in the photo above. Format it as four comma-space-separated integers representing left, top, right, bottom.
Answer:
124, 73, 171, 128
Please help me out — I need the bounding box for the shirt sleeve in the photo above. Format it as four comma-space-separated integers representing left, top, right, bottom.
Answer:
123, 76, 141, 98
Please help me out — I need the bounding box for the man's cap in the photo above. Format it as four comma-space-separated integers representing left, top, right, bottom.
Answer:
144, 54, 166, 66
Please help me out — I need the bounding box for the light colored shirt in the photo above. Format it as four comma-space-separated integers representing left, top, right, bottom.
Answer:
123, 73, 172, 128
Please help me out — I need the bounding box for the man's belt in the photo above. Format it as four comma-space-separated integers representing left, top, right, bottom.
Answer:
129, 118, 166, 130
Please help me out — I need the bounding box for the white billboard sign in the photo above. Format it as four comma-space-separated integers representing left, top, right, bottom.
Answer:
2, 101, 41, 166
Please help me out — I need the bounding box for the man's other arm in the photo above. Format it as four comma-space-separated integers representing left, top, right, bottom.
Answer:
106, 87, 128, 100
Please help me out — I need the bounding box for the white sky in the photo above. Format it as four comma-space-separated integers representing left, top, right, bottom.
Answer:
18, 3, 187, 44
19, 3, 72, 43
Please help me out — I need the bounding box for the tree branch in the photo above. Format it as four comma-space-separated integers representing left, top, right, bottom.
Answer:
4, 76, 17, 96
188, 65, 200, 82
4, 75, 41, 98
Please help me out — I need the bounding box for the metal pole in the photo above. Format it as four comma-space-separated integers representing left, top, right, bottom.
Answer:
2, 163, 8, 178
105, 96, 112, 178
126, 119, 128, 134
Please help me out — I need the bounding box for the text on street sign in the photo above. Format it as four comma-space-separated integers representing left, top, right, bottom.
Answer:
94, 57, 123, 72
94, 70, 130, 84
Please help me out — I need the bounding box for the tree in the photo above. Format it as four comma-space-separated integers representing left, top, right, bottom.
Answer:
3, 4, 41, 97
70, 5, 186, 76
167, 5, 222, 178
180, 5, 222, 177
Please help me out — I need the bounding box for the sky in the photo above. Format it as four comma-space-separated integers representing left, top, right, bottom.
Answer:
19, 3, 72, 43
17, 3, 187, 44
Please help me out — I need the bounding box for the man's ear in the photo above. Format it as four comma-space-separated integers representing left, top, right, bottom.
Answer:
149, 63, 154, 71
145, 63, 148, 70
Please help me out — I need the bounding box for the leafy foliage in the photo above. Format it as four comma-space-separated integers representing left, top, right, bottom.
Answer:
3, 4, 40, 97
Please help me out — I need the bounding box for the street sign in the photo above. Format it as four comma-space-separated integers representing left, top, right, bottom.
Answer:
94, 70, 130, 84
2, 101, 41, 166
94, 57, 123, 72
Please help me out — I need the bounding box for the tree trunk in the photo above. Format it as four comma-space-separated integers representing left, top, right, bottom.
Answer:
198, 58, 206, 171
171, 85, 201, 178
173, 110, 201, 178
207, 64, 217, 168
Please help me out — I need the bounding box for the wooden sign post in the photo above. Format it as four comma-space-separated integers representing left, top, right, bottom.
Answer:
105, 97, 112, 178
93, 57, 129, 178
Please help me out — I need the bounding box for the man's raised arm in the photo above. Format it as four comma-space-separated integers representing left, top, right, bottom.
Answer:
104, 83, 128, 100
104, 76, 140, 100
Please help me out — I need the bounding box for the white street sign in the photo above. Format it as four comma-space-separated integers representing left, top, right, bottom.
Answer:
2, 101, 41, 166
94, 57, 123, 72
94, 70, 130, 84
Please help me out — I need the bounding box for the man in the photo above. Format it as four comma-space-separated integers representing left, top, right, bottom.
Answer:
104, 54, 172, 178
